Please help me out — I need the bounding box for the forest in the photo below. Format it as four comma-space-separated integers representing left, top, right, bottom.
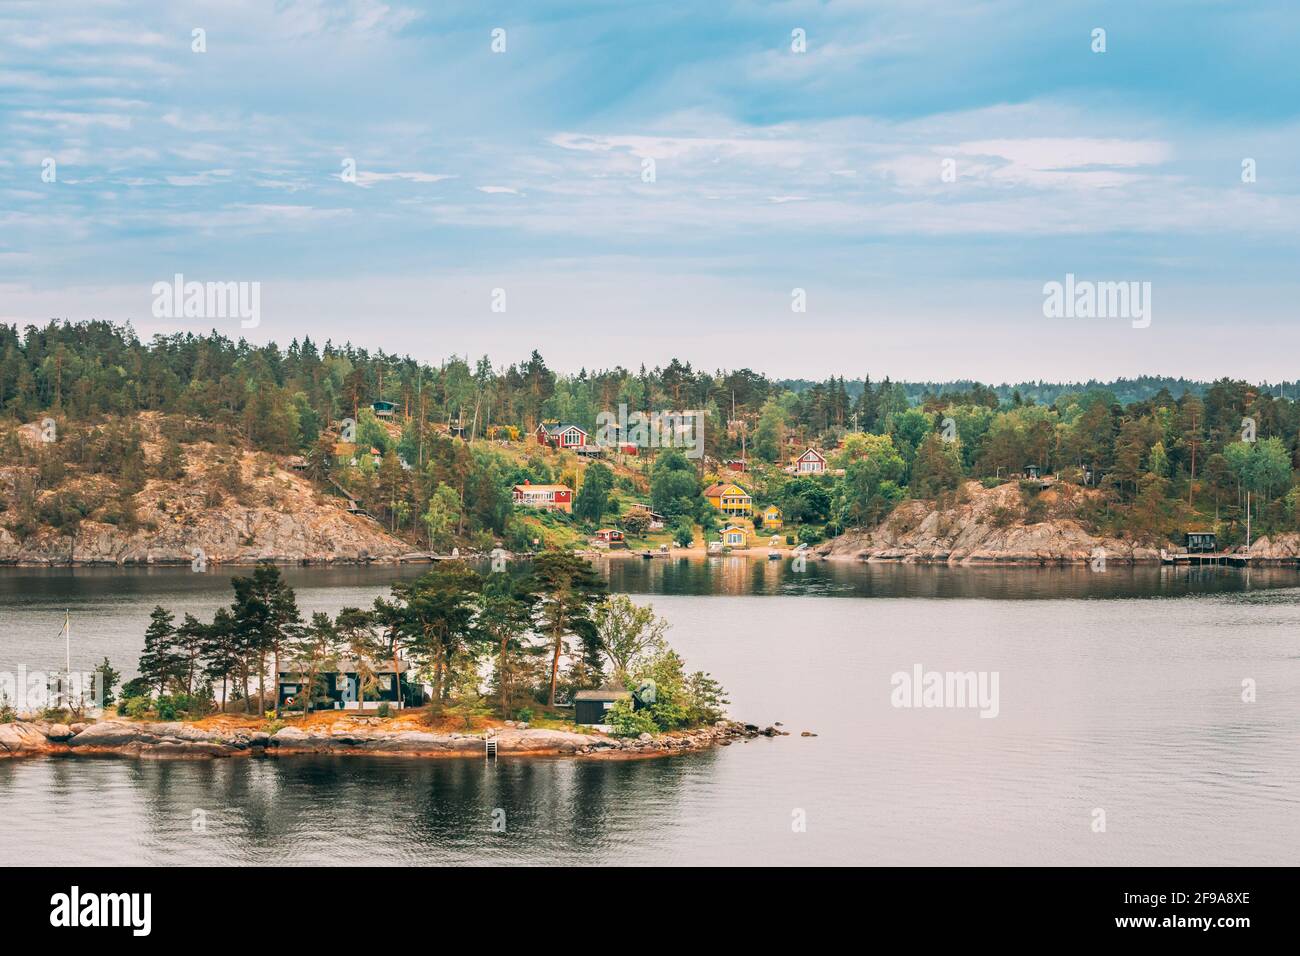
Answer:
3, 320, 1299, 551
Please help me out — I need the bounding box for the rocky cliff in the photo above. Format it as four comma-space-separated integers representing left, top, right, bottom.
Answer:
818, 479, 1163, 565
0, 415, 411, 566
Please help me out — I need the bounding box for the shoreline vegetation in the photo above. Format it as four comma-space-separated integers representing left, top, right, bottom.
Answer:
1, 561, 780, 761
5, 323, 1300, 573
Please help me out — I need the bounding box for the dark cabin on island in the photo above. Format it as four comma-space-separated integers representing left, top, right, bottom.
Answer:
574, 689, 632, 725
370, 400, 398, 420
1185, 531, 1217, 554
277, 659, 419, 711
1023, 464, 1041, 479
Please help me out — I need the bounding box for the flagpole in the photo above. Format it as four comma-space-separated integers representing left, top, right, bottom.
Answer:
64, 610, 71, 709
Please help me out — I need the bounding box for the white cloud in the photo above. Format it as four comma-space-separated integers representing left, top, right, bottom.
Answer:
352, 170, 456, 187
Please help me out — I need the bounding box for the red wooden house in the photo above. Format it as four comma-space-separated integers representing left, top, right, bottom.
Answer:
512, 479, 573, 513
534, 421, 590, 450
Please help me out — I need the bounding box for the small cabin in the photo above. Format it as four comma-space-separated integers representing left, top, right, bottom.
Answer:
1185, 531, 1217, 554
278, 660, 415, 711
594, 528, 624, 543
722, 525, 747, 547
1023, 465, 1041, 479
286, 455, 308, 471
761, 505, 784, 530
574, 688, 632, 725
725, 459, 747, 473
371, 400, 397, 420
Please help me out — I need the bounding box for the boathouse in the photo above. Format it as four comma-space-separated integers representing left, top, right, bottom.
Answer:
574, 688, 632, 725
1185, 531, 1217, 553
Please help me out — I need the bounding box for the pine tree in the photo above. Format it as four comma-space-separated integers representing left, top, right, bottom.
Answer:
138, 605, 183, 697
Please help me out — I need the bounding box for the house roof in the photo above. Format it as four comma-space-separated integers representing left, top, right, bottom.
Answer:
703, 482, 750, 497
371, 400, 397, 408
574, 689, 632, 701
514, 483, 572, 493
536, 421, 587, 436
796, 448, 827, 462
723, 525, 746, 533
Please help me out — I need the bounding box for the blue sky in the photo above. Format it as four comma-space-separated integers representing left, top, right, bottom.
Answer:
2, 0, 1298, 381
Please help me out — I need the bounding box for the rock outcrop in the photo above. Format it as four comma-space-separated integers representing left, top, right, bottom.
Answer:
819, 479, 1163, 565
0, 417, 410, 565
0, 719, 779, 760
0, 721, 53, 756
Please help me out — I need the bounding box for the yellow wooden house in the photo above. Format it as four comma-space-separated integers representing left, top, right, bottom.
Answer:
703, 481, 753, 517
760, 505, 784, 530
722, 525, 748, 547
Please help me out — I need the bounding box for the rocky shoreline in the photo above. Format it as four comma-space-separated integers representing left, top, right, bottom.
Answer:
0, 718, 786, 761
816, 480, 1300, 567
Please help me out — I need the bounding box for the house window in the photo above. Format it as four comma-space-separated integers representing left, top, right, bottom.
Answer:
335, 674, 348, 691
379, 675, 393, 690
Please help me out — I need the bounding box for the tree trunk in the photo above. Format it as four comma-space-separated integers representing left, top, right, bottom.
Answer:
548, 629, 563, 706
499, 633, 509, 717
273, 649, 280, 716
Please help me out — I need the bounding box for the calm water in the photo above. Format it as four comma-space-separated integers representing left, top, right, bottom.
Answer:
2, 559, 1298, 866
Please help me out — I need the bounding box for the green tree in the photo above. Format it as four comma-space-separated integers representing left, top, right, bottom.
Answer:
533, 551, 606, 705
91, 657, 121, 710
391, 563, 483, 716
573, 462, 614, 524
230, 564, 304, 715
650, 450, 700, 515
201, 607, 241, 712
753, 396, 786, 462
138, 605, 182, 697
594, 595, 667, 686
291, 612, 341, 713
910, 433, 964, 499
422, 482, 461, 552
834, 435, 905, 527
478, 570, 539, 717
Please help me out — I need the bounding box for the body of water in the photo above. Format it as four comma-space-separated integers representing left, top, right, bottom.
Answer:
2, 559, 1298, 865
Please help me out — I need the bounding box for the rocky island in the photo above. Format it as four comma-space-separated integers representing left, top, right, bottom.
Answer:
0, 716, 786, 761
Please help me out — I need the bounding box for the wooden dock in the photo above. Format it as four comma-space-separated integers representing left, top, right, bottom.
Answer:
1160, 550, 1287, 567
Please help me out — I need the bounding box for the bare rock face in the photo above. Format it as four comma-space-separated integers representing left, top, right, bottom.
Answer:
1243, 534, 1300, 559
819, 479, 1162, 565
0, 434, 409, 566
0, 722, 52, 755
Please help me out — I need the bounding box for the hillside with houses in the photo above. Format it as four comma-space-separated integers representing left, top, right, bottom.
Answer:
4, 321, 1300, 565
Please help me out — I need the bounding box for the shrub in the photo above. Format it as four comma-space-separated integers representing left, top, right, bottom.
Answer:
155, 695, 178, 720
514, 707, 533, 723
376, 702, 392, 718
989, 506, 1018, 528
122, 695, 152, 718
0, 694, 16, 723
605, 698, 658, 737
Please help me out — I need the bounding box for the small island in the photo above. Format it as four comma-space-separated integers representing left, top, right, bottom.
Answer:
1, 561, 786, 761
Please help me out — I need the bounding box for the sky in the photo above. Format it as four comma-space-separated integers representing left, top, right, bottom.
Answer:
1, 0, 1298, 382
